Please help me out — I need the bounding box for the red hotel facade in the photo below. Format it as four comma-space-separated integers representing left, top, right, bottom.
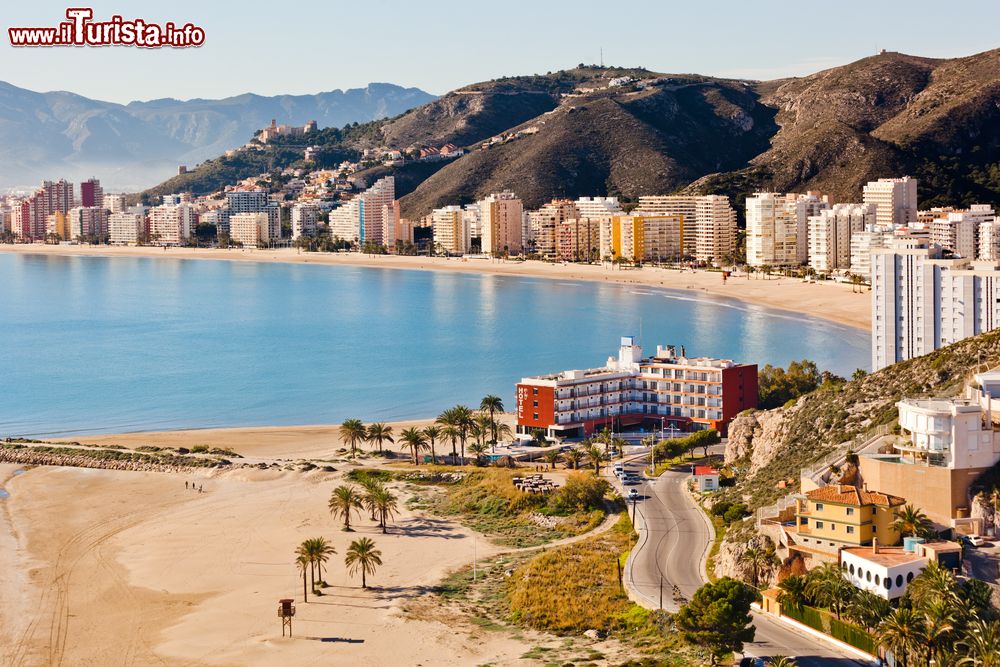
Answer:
516, 337, 757, 439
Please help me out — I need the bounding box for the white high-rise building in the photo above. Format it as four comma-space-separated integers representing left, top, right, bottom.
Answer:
807, 203, 877, 273
230, 212, 271, 247
863, 177, 918, 228
574, 196, 622, 218
849, 228, 893, 281
431, 205, 470, 255
148, 204, 193, 246
928, 205, 994, 260
871, 238, 1000, 370
329, 197, 362, 243
67, 206, 110, 241
462, 204, 481, 241
108, 212, 144, 245
746, 193, 826, 267
979, 220, 1000, 262
226, 190, 280, 240
104, 194, 127, 214
291, 202, 320, 240
634, 195, 737, 265
479, 192, 524, 255
327, 177, 395, 247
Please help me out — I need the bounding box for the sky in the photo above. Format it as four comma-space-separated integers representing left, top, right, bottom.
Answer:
3, 0, 999, 104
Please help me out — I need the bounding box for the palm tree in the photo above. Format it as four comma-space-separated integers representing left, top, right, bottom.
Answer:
907, 560, 959, 609
563, 448, 584, 470
339, 418, 367, 458
479, 395, 504, 443
878, 607, 925, 667
345, 537, 383, 589
845, 589, 890, 632
917, 598, 956, 667
805, 563, 853, 620
468, 441, 488, 465
438, 405, 474, 464
543, 449, 561, 470
440, 424, 461, 463
423, 424, 441, 465
495, 422, 513, 444
893, 503, 933, 538
958, 619, 1000, 666
399, 427, 429, 465
370, 486, 398, 533
359, 477, 383, 521
584, 443, 604, 474
469, 418, 487, 452
328, 484, 364, 531
296, 537, 336, 591
776, 574, 808, 613
296, 553, 310, 602
366, 422, 394, 455
737, 543, 779, 589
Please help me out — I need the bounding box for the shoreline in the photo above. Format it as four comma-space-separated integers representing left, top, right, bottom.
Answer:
0, 244, 871, 331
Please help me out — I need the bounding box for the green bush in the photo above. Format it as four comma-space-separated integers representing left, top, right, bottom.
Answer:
547, 472, 609, 515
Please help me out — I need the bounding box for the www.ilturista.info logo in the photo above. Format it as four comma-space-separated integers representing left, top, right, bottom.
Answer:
9, 8, 205, 48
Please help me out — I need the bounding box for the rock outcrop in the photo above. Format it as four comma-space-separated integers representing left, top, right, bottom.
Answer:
724, 407, 795, 475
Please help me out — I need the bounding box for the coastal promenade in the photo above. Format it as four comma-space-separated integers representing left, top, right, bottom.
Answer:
0, 245, 871, 331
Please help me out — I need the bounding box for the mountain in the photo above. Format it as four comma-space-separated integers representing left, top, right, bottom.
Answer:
0, 82, 435, 192
141, 49, 1000, 216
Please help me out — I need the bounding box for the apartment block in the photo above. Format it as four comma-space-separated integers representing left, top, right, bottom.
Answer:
79, 178, 103, 208
746, 193, 827, 267
108, 212, 144, 245
479, 191, 524, 255
528, 199, 578, 258
863, 177, 918, 228
807, 203, 876, 273
148, 204, 193, 246
431, 205, 470, 255
67, 206, 109, 240
573, 196, 622, 219
230, 212, 271, 248
291, 202, 320, 240
515, 337, 757, 438
601, 214, 685, 263
45, 212, 70, 241
104, 193, 126, 214
928, 205, 994, 259
871, 239, 1000, 370
557, 217, 604, 262
848, 229, 892, 281
635, 195, 737, 264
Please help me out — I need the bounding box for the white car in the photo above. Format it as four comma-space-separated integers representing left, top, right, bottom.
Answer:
967, 535, 986, 547
627, 488, 639, 501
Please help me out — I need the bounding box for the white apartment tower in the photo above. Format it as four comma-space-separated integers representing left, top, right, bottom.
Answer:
108, 212, 144, 245
230, 212, 271, 248
807, 203, 876, 273
871, 239, 1000, 370
291, 202, 320, 240
863, 177, 918, 228
480, 192, 524, 255
746, 193, 825, 268
431, 205, 470, 255
574, 196, 622, 218
928, 205, 994, 260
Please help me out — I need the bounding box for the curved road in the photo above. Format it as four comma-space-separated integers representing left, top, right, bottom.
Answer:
617, 454, 871, 666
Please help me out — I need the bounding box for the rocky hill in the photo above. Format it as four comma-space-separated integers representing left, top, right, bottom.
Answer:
141, 49, 1000, 216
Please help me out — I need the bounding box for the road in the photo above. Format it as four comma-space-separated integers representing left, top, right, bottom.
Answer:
616, 453, 871, 666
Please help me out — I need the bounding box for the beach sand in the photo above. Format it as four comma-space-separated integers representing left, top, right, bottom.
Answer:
0, 454, 537, 665
0, 244, 871, 330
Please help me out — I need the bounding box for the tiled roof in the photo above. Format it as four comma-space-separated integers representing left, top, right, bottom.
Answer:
805, 484, 905, 507
694, 466, 719, 476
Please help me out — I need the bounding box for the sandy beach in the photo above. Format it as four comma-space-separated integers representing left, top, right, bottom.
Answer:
0, 418, 553, 666
0, 244, 871, 330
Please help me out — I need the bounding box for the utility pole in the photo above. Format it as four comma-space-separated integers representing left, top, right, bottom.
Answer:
659, 575, 663, 610
473, 535, 477, 582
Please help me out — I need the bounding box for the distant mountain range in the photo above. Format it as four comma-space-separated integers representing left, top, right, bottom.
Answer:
140, 48, 1000, 218
0, 82, 436, 192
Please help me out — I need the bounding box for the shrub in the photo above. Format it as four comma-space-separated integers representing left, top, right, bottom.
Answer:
722, 503, 750, 524
547, 472, 609, 515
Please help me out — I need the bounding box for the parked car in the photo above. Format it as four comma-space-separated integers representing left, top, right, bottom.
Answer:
967, 535, 986, 547
613, 463, 624, 474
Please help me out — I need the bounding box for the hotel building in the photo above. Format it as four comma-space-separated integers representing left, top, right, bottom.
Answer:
515, 337, 757, 439
108, 212, 144, 245
635, 195, 737, 264
863, 176, 918, 228
431, 205, 470, 255
871, 238, 1000, 370
479, 191, 524, 255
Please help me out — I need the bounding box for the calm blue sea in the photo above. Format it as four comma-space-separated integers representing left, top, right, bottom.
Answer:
0, 253, 869, 437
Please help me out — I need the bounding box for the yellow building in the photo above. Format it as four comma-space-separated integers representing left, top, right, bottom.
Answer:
45, 211, 70, 240
604, 214, 684, 263
790, 485, 905, 559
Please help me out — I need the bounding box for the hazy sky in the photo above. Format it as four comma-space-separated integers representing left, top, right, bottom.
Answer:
4, 0, 999, 104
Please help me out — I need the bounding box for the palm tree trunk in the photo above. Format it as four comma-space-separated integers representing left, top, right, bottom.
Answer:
303, 569, 308, 602
430, 441, 437, 465
362, 570, 366, 589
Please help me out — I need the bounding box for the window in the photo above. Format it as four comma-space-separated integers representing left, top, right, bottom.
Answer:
846, 526, 855, 534
532, 413, 538, 420
884, 578, 892, 590
866, 571, 872, 583
875, 574, 881, 586
532, 387, 538, 395
815, 503, 824, 512
906, 572, 914, 583
849, 564, 855, 575
846, 508, 854, 516
896, 574, 903, 587
815, 521, 824, 529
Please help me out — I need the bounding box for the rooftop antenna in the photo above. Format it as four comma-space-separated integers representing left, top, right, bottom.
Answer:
600, 47, 604, 68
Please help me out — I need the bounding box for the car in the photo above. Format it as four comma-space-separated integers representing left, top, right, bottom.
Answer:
613, 463, 624, 473
622, 476, 639, 486
627, 488, 639, 501
967, 535, 986, 547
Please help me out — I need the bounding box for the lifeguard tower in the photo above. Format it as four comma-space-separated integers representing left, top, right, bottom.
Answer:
278, 598, 296, 636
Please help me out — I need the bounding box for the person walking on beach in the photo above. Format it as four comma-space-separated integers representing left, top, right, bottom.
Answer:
185, 481, 188, 490
199, 484, 203, 493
